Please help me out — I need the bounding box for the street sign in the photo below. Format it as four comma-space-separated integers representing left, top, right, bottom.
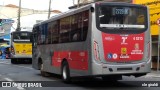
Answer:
157, 18, 160, 26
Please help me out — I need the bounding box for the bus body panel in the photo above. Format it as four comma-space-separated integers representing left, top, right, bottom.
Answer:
52, 51, 88, 70
35, 44, 91, 76
10, 31, 32, 61
90, 3, 151, 76
91, 29, 151, 75
101, 33, 144, 62
32, 5, 93, 77
11, 43, 32, 58
32, 2, 151, 78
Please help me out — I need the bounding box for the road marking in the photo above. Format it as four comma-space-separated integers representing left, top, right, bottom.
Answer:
144, 73, 160, 78
4, 78, 26, 90
148, 75, 160, 78
13, 65, 33, 70
4, 78, 13, 81
0, 61, 33, 70
0, 62, 10, 64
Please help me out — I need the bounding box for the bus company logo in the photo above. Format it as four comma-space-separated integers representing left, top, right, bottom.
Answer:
2, 82, 42, 88
2, 82, 11, 87
131, 43, 143, 55
113, 53, 118, 59
107, 53, 112, 59
121, 47, 127, 54
105, 36, 115, 41
134, 43, 139, 50
120, 55, 130, 59
121, 37, 128, 45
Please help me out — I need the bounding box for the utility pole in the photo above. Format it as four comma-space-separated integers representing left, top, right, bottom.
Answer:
73, 0, 75, 5
16, 0, 21, 31
77, 0, 80, 7
48, 0, 52, 19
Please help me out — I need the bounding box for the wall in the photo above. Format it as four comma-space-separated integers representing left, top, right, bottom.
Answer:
0, 6, 34, 18
133, 0, 160, 35
0, 5, 58, 32
11, 13, 57, 32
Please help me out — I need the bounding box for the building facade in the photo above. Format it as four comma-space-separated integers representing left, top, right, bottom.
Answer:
0, 4, 60, 32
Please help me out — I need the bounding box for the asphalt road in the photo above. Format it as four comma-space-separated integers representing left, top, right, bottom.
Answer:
0, 59, 159, 90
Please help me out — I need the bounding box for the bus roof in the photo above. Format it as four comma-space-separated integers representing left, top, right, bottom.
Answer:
33, 3, 92, 27
33, 1, 147, 28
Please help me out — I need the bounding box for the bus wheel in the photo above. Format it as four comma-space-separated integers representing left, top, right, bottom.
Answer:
62, 62, 71, 83
40, 63, 50, 77
11, 59, 17, 64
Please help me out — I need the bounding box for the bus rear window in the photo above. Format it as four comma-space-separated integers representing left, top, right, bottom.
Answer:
13, 32, 31, 42
96, 4, 148, 32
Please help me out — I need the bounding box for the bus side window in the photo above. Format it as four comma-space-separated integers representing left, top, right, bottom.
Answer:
82, 10, 89, 41
72, 32, 80, 41
70, 12, 83, 42
60, 16, 70, 43
51, 21, 59, 44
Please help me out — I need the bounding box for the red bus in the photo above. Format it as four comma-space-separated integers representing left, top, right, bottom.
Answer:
32, 1, 151, 82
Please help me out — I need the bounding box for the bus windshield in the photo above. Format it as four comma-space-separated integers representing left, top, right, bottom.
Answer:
13, 32, 31, 42
96, 4, 148, 32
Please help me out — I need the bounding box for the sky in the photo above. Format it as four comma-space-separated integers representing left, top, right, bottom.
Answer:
0, 0, 77, 12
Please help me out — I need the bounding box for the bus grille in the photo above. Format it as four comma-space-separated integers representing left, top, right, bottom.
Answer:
117, 68, 132, 71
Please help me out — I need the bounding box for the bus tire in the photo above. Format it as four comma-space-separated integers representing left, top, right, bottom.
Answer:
11, 59, 17, 64
40, 63, 50, 77
62, 61, 71, 83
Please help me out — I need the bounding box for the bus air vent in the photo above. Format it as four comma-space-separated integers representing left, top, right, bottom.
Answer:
117, 68, 132, 71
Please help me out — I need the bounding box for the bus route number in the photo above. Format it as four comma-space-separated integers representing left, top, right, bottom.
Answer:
113, 8, 129, 15
133, 37, 143, 41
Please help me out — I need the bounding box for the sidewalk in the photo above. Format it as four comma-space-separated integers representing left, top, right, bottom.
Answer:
145, 70, 160, 78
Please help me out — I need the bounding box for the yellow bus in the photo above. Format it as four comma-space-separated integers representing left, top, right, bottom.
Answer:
10, 31, 32, 64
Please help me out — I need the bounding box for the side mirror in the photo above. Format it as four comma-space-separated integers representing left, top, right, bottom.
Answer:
30, 34, 33, 43
90, 7, 94, 12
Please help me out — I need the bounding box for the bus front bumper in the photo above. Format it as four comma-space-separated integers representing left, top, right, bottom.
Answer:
92, 61, 151, 76
10, 54, 32, 59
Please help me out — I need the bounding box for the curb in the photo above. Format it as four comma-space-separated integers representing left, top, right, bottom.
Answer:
146, 73, 160, 78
